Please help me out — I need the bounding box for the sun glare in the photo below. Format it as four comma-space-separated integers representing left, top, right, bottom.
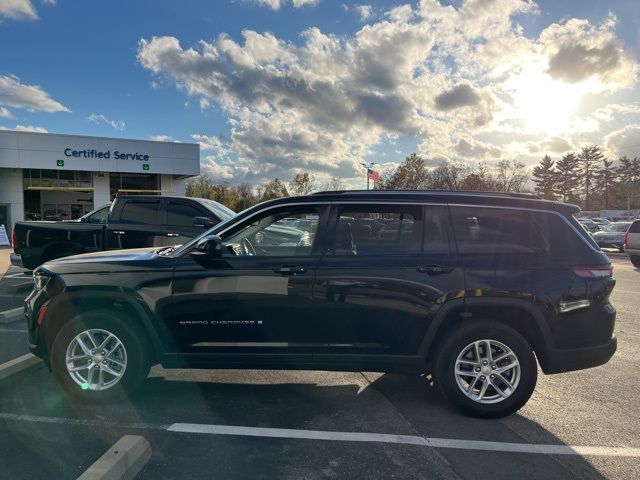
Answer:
507, 63, 594, 136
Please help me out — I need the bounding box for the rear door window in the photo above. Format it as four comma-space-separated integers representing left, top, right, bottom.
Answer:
119, 200, 161, 225
629, 220, 640, 233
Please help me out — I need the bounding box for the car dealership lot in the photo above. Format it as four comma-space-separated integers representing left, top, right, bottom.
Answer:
0, 256, 639, 479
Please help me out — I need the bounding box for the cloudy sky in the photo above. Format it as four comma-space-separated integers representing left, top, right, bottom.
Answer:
1, 0, 639, 187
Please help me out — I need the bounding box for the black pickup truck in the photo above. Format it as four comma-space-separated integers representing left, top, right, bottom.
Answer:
11, 195, 235, 270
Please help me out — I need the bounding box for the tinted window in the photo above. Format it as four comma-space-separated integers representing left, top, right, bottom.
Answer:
629, 220, 640, 233
223, 206, 321, 257
168, 202, 207, 227
86, 206, 109, 224
119, 201, 160, 225
452, 207, 550, 254
334, 204, 427, 255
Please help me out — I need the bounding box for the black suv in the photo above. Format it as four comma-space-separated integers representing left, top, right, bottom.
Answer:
24, 191, 617, 418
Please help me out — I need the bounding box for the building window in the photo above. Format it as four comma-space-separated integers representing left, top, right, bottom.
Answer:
22, 169, 94, 221
110, 173, 160, 197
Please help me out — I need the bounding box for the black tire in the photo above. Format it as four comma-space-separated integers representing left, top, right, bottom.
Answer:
435, 321, 537, 418
631, 256, 640, 268
50, 310, 151, 402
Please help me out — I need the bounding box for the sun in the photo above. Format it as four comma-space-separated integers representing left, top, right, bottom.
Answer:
505, 61, 594, 136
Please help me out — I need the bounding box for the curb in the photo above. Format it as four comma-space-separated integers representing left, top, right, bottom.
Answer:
0, 353, 42, 381
0, 307, 23, 324
77, 435, 151, 480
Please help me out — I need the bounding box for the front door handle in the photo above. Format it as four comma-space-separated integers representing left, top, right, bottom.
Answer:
166, 233, 180, 237
112, 231, 125, 235
417, 265, 454, 275
273, 265, 307, 275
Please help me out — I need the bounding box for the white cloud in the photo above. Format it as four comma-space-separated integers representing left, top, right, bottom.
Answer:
149, 135, 180, 142
604, 125, 640, 159
0, 124, 48, 133
354, 5, 373, 21
87, 113, 125, 130
138, 1, 639, 182
0, 107, 12, 118
0, 75, 68, 113
244, 0, 319, 10
0, 0, 37, 21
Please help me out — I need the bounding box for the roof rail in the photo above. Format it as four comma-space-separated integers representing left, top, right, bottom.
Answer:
312, 189, 540, 199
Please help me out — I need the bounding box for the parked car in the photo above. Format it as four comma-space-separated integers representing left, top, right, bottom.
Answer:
592, 222, 632, 252
24, 190, 616, 418
11, 195, 235, 270
591, 218, 611, 227
577, 217, 600, 233
624, 219, 640, 267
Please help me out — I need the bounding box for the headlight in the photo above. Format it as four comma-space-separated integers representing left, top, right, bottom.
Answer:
33, 272, 51, 291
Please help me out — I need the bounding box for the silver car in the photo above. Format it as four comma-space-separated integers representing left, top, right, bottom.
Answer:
592, 222, 632, 252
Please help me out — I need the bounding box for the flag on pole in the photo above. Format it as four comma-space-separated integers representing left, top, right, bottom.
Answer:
367, 168, 380, 182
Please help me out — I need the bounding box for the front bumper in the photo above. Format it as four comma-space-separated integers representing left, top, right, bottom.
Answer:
10, 252, 24, 268
543, 335, 617, 374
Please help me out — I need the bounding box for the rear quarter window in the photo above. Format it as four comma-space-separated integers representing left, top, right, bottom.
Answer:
450, 206, 594, 259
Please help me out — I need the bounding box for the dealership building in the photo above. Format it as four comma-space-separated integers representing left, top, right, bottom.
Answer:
0, 130, 200, 228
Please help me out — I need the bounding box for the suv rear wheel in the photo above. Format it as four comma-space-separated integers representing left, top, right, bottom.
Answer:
631, 255, 640, 268
50, 310, 151, 401
435, 321, 537, 418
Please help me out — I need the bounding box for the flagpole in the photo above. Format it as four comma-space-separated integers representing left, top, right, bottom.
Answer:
360, 161, 377, 190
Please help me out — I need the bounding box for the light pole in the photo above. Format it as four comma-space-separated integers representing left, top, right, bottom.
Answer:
360, 162, 377, 190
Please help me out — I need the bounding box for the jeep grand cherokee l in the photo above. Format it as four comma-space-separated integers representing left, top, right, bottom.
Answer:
23, 191, 617, 418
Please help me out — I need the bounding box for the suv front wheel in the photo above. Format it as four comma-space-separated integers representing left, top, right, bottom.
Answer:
50, 310, 151, 401
435, 321, 537, 418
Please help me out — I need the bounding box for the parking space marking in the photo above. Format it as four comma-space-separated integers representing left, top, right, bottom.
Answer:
167, 423, 640, 457
0, 328, 28, 333
2, 410, 637, 458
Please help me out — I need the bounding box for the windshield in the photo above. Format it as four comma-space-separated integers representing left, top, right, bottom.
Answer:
197, 198, 236, 221
604, 223, 631, 233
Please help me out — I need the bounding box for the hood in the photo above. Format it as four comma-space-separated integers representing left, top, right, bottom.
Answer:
39, 247, 176, 275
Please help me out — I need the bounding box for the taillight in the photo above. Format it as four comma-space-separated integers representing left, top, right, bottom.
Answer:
11, 228, 17, 248
572, 264, 613, 278
623, 233, 628, 245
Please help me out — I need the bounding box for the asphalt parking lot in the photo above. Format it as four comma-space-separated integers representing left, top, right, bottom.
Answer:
0, 255, 638, 479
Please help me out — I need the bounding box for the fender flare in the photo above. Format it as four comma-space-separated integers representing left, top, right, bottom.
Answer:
42, 289, 167, 362
418, 297, 554, 370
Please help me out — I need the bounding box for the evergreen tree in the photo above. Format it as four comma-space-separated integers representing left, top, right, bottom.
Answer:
531, 155, 557, 200
595, 158, 615, 209
554, 152, 580, 202
577, 145, 605, 210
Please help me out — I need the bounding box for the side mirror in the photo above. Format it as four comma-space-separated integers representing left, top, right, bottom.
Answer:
190, 235, 223, 266
193, 216, 215, 229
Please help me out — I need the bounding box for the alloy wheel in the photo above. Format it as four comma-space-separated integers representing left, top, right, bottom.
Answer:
64, 329, 127, 391
453, 339, 521, 404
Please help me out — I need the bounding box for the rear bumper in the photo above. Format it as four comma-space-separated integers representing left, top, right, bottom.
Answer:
10, 252, 24, 268
543, 335, 617, 374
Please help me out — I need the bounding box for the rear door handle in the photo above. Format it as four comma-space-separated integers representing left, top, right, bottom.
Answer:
166, 233, 180, 237
417, 265, 454, 275
273, 265, 307, 275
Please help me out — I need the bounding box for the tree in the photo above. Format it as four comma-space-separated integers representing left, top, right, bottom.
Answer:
430, 161, 466, 190
531, 155, 557, 200
595, 159, 615, 209
379, 153, 431, 190
495, 160, 528, 192
289, 172, 315, 196
554, 152, 580, 203
616, 156, 640, 209
261, 178, 289, 200
577, 145, 605, 210
321, 177, 346, 191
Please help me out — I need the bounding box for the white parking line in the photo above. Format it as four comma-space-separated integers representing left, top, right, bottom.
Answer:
168, 423, 640, 457
0, 328, 28, 333
0, 410, 637, 458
